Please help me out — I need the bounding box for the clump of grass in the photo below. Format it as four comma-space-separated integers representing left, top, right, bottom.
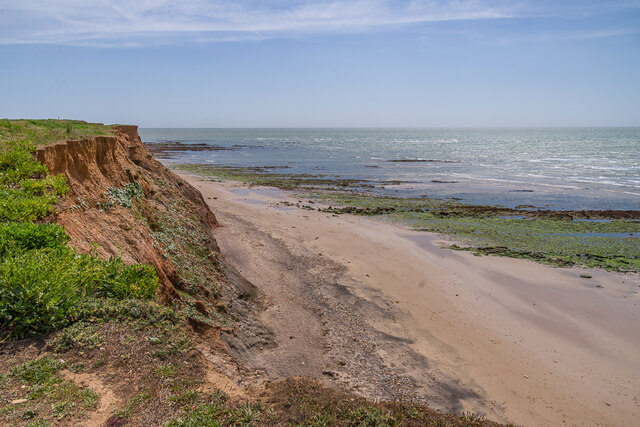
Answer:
12, 356, 64, 385
49, 321, 102, 352
345, 406, 396, 425
4, 355, 99, 423
156, 363, 177, 378
164, 391, 261, 427
169, 390, 200, 407
107, 390, 154, 426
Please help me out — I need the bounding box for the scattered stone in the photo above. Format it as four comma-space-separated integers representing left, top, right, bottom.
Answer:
194, 300, 209, 316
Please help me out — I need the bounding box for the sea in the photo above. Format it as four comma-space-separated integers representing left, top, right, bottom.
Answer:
139, 128, 640, 211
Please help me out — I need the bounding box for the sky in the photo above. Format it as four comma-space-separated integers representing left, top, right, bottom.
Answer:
0, 0, 639, 128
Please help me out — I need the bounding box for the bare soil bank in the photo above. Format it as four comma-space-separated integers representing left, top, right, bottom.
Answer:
181, 173, 640, 427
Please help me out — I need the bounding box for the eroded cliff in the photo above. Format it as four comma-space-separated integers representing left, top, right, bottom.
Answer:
36, 126, 257, 322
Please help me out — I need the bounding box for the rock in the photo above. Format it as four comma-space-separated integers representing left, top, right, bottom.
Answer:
194, 300, 209, 316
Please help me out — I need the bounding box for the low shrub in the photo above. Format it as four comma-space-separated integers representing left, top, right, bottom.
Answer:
0, 139, 68, 222
0, 247, 159, 338
0, 140, 47, 184
0, 188, 60, 222
93, 256, 158, 300
0, 222, 69, 259
74, 298, 180, 325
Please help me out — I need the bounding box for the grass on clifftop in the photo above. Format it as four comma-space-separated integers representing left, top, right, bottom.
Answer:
0, 119, 112, 146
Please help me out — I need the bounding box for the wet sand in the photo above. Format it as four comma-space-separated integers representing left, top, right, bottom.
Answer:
181, 172, 640, 427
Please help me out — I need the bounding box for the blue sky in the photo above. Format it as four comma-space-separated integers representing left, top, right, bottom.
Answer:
1, 0, 639, 127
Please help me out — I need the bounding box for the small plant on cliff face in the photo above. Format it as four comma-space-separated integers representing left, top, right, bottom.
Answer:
107, 182, 144, 209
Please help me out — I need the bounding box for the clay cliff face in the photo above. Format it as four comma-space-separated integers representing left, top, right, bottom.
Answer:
36, 126, 219, 304
36, 126, 271, 364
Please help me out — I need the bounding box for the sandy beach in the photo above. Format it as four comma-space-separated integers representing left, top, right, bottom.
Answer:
180, 172, 640, 427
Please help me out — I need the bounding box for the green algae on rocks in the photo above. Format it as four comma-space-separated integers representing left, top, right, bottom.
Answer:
173, 162, 640, 272
171, 163, 373, 190
328, 195, 640, 272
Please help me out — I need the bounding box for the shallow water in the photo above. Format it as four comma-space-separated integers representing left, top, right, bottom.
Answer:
141, 128, 640, 211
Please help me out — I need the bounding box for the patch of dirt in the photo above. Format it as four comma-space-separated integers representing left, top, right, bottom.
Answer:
200, 365, 247, 400
61, 370, 121, 427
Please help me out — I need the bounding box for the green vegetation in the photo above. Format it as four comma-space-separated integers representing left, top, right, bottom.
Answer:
0, 222, 69, 258
0, 356, 98, 424
0, 139, 68, 221
0, 119, 112, 146
0, 122, 510, 426
0, 126, 161, 339
150, 178, 234, 328
390, 212, 640, 271
307, 189, 459, 213
106, 181, 145, 209
0, 246, 158, 337
165, 394, 261, 427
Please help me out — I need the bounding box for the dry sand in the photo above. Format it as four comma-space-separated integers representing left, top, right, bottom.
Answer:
181, 172, 639, 427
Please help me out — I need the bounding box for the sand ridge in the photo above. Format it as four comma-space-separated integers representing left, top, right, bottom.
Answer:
181, 172, 640, 427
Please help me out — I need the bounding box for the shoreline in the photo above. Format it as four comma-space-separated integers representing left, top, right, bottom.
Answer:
179, 171, 640, 426
141, 127, 640, 212
167, 162, 640, 272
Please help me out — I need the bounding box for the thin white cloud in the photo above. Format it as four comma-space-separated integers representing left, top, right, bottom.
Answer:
0, 0, 521, 46
1, 1, 637, 47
